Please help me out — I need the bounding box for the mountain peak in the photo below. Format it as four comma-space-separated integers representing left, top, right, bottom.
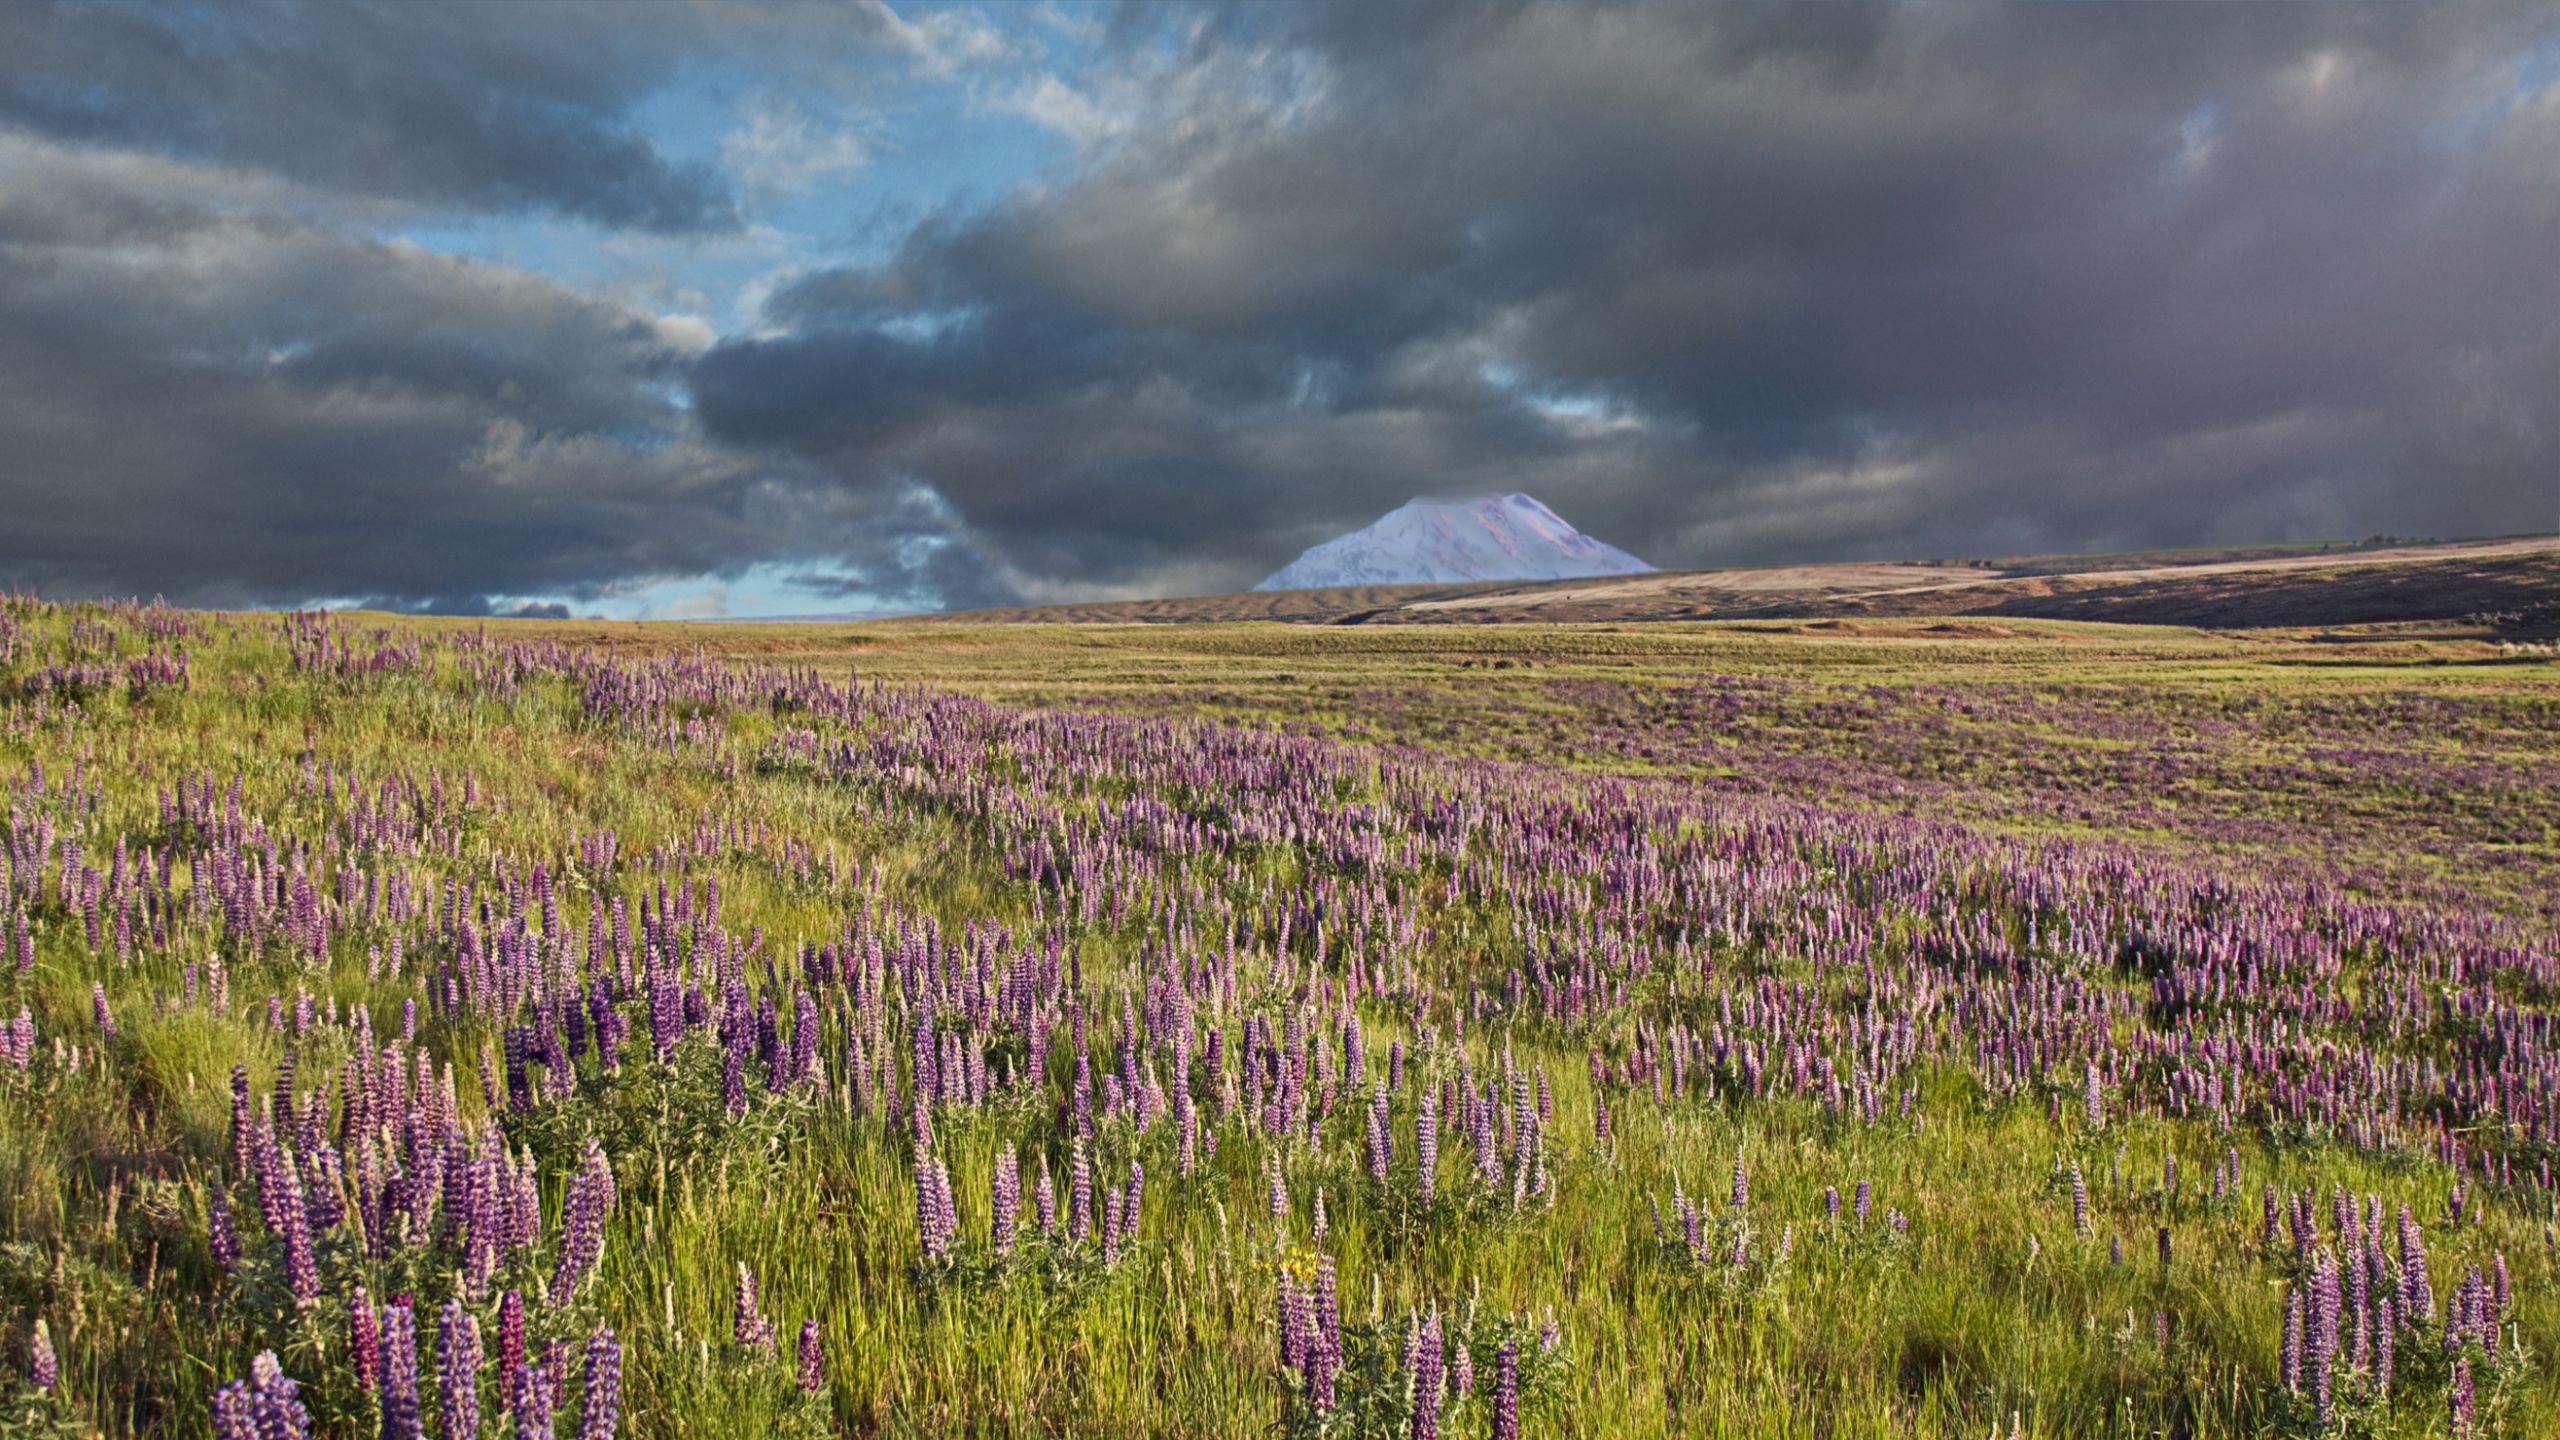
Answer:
1253, 493, 1654, 592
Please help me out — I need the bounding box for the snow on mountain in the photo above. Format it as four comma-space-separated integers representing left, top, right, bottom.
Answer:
1252, 493, 1655, 591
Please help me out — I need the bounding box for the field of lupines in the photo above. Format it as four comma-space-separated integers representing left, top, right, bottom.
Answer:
0, 597, 2555, 1438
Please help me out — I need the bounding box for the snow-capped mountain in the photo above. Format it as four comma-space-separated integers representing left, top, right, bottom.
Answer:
1252, 493, 1654, 591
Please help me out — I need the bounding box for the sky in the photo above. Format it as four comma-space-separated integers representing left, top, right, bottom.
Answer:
0, 0, 2553, 618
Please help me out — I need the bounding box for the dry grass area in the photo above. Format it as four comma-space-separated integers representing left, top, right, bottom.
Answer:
917, 535, 2560, 631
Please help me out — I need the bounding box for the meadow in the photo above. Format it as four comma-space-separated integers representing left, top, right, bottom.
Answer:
1, 597, 2555, 1438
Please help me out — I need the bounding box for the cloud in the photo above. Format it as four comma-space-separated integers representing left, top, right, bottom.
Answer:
695, 0, 2559, 597
722, 101, 873, 207
0, 0, 949, 233
0, 136, 1000, 612
1, 0, 2553, 610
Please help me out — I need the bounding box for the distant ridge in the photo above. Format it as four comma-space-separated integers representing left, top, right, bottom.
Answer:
922, 534, 2559, 631
1254, 493, 1653, 591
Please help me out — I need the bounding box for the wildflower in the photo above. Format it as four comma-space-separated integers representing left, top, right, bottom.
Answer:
214, 1382, 256, 1440
991, 1145, 1020, 1251
734, 1262, 775, 1351
1490, 1340, 1520, 1440
576, 1327, 619, 1440
349, 1288, 381, 1392
493, 1291, 524, 1411
797, 1320, 824, 1393
1416, 1090, 1439, 1207
1409, 1311, 1443, 1440
510, 1365, 551, 1440
381, 1299, 423, 1440
549, 1139, 614, 1300
436, 1300, 480, 1440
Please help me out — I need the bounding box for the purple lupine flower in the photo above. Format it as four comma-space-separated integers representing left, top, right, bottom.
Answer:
2348, 1252, 2373, 1367
576, 1327, 619, 1440
2280, 1289, 2302, 1393
2069, 1163, 2089, 1238
2308, 1256, 2335, 1425
2396, 1204, 2431, 1320
549, 1138, 613, 1299
349, 1287, 382, 1392
494, 1291, 524, 1411
796, 1319, 824, 1392
381, 1299, 423, 1440
1295, 1256, 1337, 1413
915, 1158, 956, 1259
510, 1365, 551, 1440
734, 1262, 775, 1351
277, 1163, 319, 1308
1450, 1333, 1472, 1397
721, 1042, 746, 1117
1071, 1140, 1095, 1242
1275, 1271, 1305, 1375
1122, 1158, 1145, 1246
991, 1145, 1020, 1251
27, 1318, 55, 1392
1729, 1151, 1748, 1210
1490, 1340, 1519, 1440
1312, 1255, 1341, 1367
92, 982, 114, 1037
2462, 1266, 2494, 1347
213, 1382, 257, 1440
1853, 1180, 1872, 1223
1410, 1311, 1442, 1440
791, 990, 820, 1087
1415, 1089, 1438, 1207
2375, 1297, 2395, 1396
1367, 1083, 1392, 1183
247, 1351, 311, 1440
436, 1300, 479, 1440
2449, 1355, 2474, 1435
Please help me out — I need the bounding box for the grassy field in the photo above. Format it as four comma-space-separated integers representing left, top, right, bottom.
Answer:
1, 600, 2555, 1438
579, 616, 2560, 920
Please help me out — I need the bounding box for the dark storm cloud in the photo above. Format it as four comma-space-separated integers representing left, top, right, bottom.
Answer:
0, 140, 1006, 612
699, 0, 2560, 595
2, 0, 2553, 610
0, 0, 933, 233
